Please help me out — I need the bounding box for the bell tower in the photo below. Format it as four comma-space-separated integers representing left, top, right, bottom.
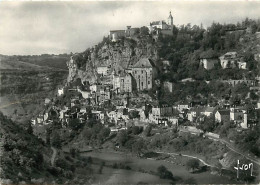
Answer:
167, 11, 173, 26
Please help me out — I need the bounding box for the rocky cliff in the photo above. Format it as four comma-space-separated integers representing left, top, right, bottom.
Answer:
67, 36, 159, 83
67, 55, 97, 84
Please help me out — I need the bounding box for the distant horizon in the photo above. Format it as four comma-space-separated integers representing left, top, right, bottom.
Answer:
0, 1, 260, 55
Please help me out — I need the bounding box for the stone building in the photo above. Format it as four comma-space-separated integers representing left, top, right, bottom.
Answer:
221, 79, 256, 87
95, 86, 111, 104
254, 53, 260, 62
215, 110, 230, 123
219, 52, 246, 69
130, 58, 157, 91
109, 30, 125, 42
97, 66, 110, 76
109, 26, 139, 42
148, 12, 173, 35
112, 71, 134, 93
163, 81, 174, 92
125, 26, 139, 37
200, 57, 219, 70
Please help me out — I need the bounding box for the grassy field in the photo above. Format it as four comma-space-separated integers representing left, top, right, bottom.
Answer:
0, 54, 69, 70
82, 150, 238, 184
91, 164, 171, 185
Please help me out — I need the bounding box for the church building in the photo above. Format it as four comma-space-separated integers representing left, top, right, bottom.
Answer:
130, 58, 157, 91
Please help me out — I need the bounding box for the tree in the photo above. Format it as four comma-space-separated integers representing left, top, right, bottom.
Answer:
98, 127, 111, 142
140, 26, 149, 35
68, 118, 83, 131
215, 163, 223, 175
132, 139, 146, 156
70, 148, 79, 158
197, 115, 217, 132
129, 110, 140, 119
98, 161, 105, 174
46, 128, 51, 145
157, 165, 173, 180
26, 122, 33, 135
51, 131, 62, 149
144, 125, 152, 137
132, 126, 142, 135
186, 159, 200, 172
117, 130, 128, 146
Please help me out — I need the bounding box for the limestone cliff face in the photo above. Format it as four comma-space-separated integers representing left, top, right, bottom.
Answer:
67, 37, 159, 83
67, 55, 97, 84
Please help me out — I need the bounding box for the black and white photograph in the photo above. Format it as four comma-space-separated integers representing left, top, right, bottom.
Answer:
0, 0, 260, 184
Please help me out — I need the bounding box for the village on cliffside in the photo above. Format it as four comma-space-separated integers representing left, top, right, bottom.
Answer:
30, 12, 260, 182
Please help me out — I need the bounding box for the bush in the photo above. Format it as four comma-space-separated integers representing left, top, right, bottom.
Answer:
117, 130, 128, 146
70, 148, 79, 158
132, 126, 143, 135
112, 163, 118, 169
186, 159, 200, 172
157, 165, 173, 180
51, 132, 62, 149
98, 162, 105, 174
47, 167, 59, 176
55, 158, 70, 170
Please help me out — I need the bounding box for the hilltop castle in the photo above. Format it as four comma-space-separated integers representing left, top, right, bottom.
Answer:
148, 11, 174, 36
109, 11, 174, 42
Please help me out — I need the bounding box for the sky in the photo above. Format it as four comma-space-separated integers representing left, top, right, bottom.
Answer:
0, 1, 260, 55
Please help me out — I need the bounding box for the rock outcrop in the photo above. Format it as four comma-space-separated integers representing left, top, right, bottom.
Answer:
67, 37, 159, 83
67, 55, 97, 84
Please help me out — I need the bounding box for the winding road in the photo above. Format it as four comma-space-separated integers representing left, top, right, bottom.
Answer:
218, 138, 260, 166
156, 151, 214, 167
51, 147, 57, 166
180, 127, 260, 166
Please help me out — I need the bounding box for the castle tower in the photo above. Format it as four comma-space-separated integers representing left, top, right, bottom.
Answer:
167, 11, 173, 26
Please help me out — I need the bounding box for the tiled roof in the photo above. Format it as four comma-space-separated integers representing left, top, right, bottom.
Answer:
151, 21, 161, 25
150, 21, 167, 26
132, 58, 154, 68
110, 30, 125, 33
204, 107, 216, 112
189, 107, 204, 113
217, 110, 230, 115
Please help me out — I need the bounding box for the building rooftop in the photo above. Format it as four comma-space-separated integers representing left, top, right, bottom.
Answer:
110, 30, 125, 33
168, 11, 173, 19
204, 107, 216, 113
132, 58, 155, 68
217, 109, 230, 115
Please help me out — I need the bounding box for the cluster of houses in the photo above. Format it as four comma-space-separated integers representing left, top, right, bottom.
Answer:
32, 82, 260, 133
31, 53, 260, 133
187, 105, 258, 129
200, 51, 257, 70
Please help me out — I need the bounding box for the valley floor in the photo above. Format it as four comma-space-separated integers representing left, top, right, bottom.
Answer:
80, 149, 239, 184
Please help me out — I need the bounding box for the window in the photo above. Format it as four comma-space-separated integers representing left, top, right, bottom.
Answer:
141, 70, 143, 74
148, 81, 150, 85
141, 82, 143, 87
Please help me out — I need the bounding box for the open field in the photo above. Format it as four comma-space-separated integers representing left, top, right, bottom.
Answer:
82, 150, 238, 184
